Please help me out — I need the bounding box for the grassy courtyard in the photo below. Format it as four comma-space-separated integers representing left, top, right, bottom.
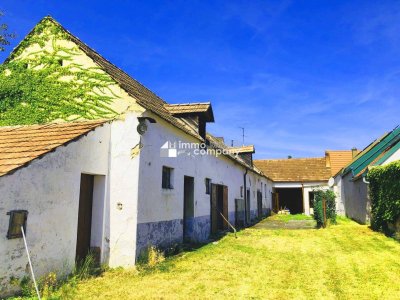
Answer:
69, 216, 400, 299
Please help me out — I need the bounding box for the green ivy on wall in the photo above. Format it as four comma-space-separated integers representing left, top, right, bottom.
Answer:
0, 17, 119, 126
367, 160, 400, 235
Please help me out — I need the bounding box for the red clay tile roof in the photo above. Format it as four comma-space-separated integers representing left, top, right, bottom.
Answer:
254, 157, 331, 182
325, 150, 357, 176
0, 120, 106, 176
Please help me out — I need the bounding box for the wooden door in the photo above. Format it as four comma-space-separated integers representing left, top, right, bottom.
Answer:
76, 174, 94, 263
222, 186, 229, 229
211, 184, 218, 234
235, 198, 245, 228
257, 190, 263, 218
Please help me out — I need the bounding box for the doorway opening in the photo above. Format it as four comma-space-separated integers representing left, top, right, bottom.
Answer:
274, 188, 303, 214
183, 176, 194, 242
235, 198, 245, 228
76, 174, 105, 264
211, 184, 228, 234
309, 191, 315, 214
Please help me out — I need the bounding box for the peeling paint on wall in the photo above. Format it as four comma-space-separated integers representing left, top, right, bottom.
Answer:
131, 141, 143, 158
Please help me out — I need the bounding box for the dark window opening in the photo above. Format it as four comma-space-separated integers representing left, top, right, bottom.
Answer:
240, 186, 243, 197
162, 166, 173, 189
7, 210, 28, 239
205, 178, 211, 194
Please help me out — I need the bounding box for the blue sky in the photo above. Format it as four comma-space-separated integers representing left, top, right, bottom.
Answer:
1, 1, 399, 158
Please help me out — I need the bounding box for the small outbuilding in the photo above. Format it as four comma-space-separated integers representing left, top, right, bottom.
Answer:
254, 157, 331, 215
255, 150, 355, 215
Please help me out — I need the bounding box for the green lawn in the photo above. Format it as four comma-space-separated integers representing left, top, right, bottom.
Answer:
14, 216, 400, 299
70, 216, 400, 299
267, 213, 314, 222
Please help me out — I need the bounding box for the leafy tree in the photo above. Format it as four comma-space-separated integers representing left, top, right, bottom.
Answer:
0, 11, 15, 52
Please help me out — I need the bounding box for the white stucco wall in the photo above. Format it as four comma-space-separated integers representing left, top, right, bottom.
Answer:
333, 175, 345, 215
342, 172, 370, 224
107, 113, 142, 267
0, 125, 110, 295
135, 112, 272, 252
0, 113, 145, 295
381, 148, 400, 165
137, 112, 272, 224
302, 183, 329, 215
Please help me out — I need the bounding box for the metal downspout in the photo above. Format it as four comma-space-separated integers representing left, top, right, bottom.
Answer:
244, 168, 248, 226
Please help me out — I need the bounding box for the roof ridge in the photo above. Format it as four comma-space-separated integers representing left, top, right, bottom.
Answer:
255, 157, 325, 161
166, 102, 211, 106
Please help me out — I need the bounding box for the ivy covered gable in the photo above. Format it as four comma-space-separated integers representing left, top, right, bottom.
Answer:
0, 16, 141, 126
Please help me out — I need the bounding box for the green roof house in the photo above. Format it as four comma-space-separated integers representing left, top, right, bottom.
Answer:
333, 126, 400, 224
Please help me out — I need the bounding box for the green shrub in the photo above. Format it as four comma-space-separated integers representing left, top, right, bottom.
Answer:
313, 189, 336, 228
367, 160, 400, 235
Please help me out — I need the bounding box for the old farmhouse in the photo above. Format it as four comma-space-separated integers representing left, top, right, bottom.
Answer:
0, 17, 273, 295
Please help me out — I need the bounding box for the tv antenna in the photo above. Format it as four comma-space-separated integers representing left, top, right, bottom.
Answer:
239, 127, 245, 146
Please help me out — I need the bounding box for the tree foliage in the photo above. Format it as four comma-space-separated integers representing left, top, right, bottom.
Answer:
367, 160, 400, 235
0, 11, 15, 52
0, 17, 119, 125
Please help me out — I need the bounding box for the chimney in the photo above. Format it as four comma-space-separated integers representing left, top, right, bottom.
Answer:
351, 147, 358, 158
325, 151, 331, 167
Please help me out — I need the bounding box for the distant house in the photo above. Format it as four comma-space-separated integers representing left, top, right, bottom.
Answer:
326, 149, 359, 214
334, 127, 400, 224
254, 150, 354, 215
0, 17, 272, 296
